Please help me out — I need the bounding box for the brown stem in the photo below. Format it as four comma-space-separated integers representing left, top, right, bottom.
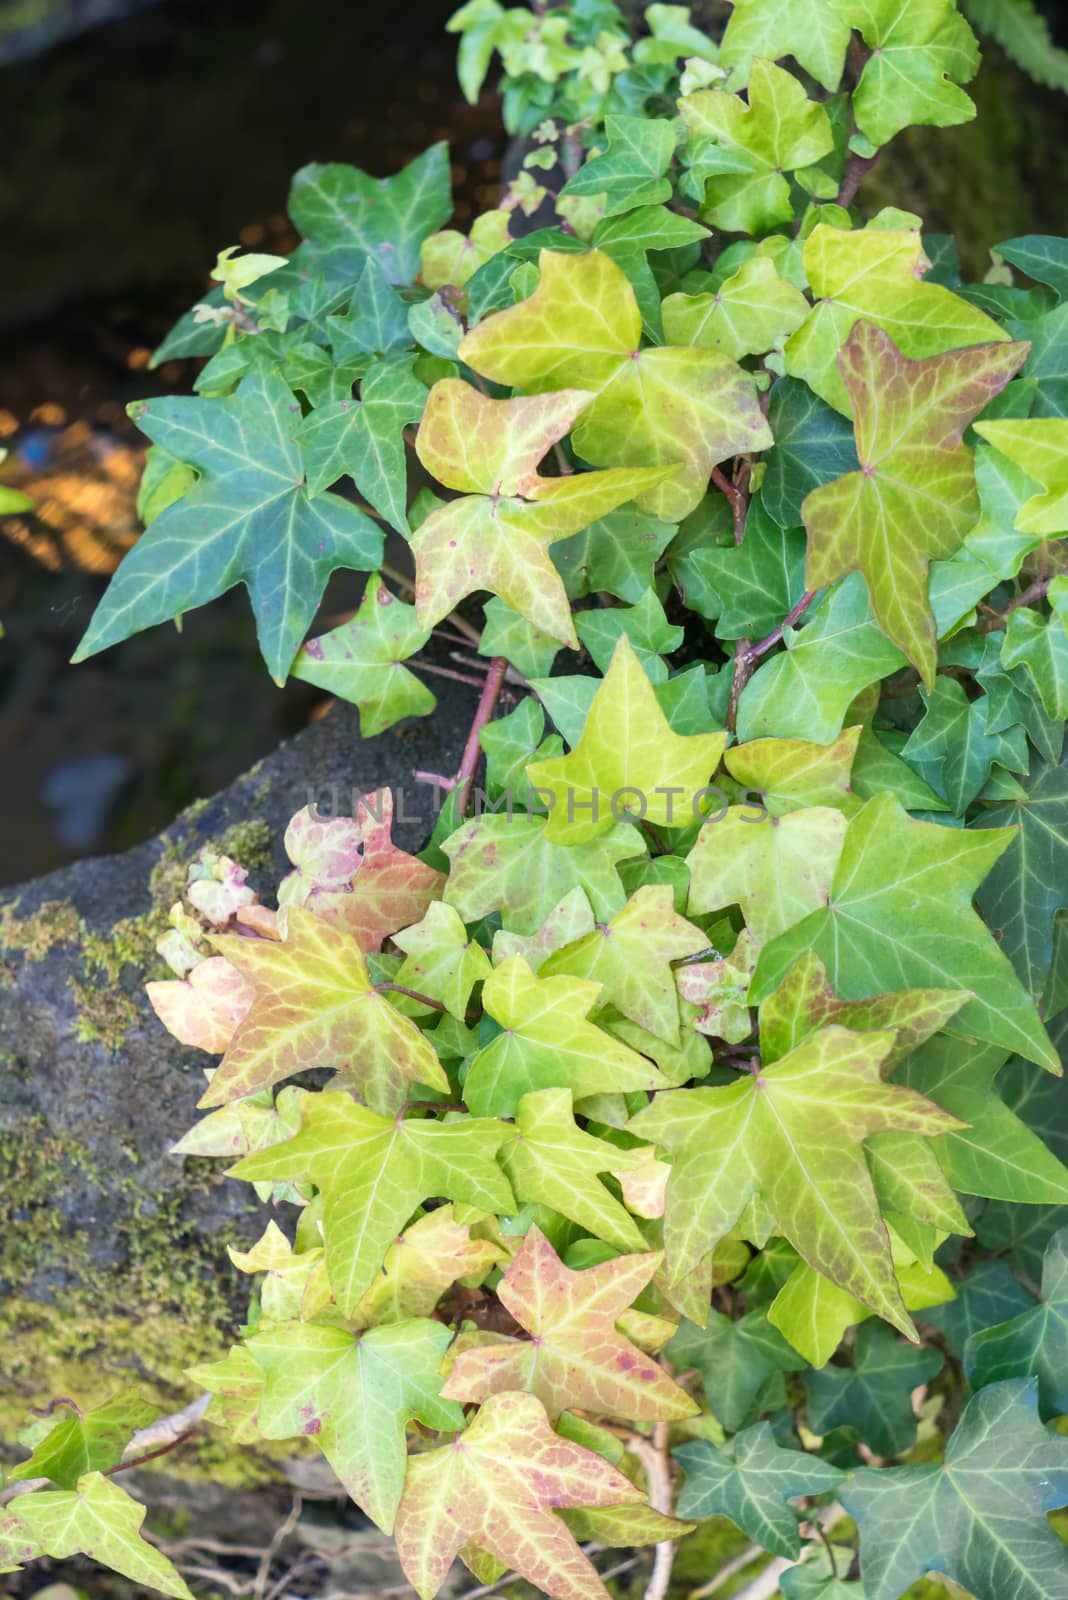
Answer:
837, 149, 878, 207
101, 1431, 197, 1478
979, 576, 1051, 631
408, 659, 490, 690
374, 982, 449, 1013
628, 1412, 676, 1600
453, 655, 510, 816
711, 466, 748, 546
727, 590, 817, 732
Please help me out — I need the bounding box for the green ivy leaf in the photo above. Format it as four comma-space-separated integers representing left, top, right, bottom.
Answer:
559, 115, 677, 216
786, 223, 1010, 414
902, 674, 1029, 814
288, 144, 452, 286
841, 1378, 1068, 1600
662, 257, 810, 362
964, 1225, 1068, 1418
500, 1086, 651, 1252
298, 355, 428, 532
527, 635, 727, 846
551, 506, 677, 604
805, 1321, 943, 1457
665, 1310, 805, 1433
9, 1395, 159, 1489
391, 900, 492, 1019
851, 0, 980, 148
74, 370, 384, 683
675, 1423, 844, 1557
718, 0, 855, 91
629, 1023, 960, 1330
459, 248, 772, 521
7, 1474, 193, 1599
463, 955, 669, 1117
753, 793, 1060, 1072
679, 60, 834, 235
245, 1318, 463, 1532
232, 1089, 515, 1313
292, 574, 434, 737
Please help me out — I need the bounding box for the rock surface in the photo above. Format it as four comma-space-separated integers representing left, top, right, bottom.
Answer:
0, 690, 478, 1448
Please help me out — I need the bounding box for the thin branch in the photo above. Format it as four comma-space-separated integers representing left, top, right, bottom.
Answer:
727, 590, 817, 732
101, 1431, 197, 1478
836, 149, 878, 207
374, 982, 449, 1013
253, 1494, 303, 1600
688, 1543, 763, 1599
453, 655, 510, 817
625, 1383, 676, 1600
978, 575, 1051, 631
711, 466, 749, 546
408, 658, 490, 690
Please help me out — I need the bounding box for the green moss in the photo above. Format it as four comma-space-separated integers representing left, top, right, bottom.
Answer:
0, 1123, 283, 1485
0, 898, 84, 960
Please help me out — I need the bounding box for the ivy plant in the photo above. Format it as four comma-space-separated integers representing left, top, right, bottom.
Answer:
5, 3, 1068, 1599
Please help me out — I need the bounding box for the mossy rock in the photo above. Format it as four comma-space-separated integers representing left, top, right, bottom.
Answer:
0, 690, 477, 1465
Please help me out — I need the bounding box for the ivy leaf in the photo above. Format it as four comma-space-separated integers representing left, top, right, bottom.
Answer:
283, 789, 444, 954
350, 1205, 505, 1330
458, 248, 773, 521
231, 1089, 515, 1313
718, 0, 854, 91
9, 1394, 159, 1488
679, 60, 834, 235
677, 931, 759, 1044
245, 1318, 464, 1532
897, 1034, 1068, 1205
769, 1238, 956, 1366
298, 356, 428, 532
736, 575, 906, 744
411, 378, 668, 645
665, 1310, 805, 1433
442, 1225, 696, 1420
779, 1563, 862, 1600
662, 257, 810, 363
292, 574, 434, 737
575, 589, 683, 685
762, 378, 860, 530
392, 900, 492, 1020
526, 635, 727, 846
976, 748, 1068, 1002
7, 1473, 193, 1598
686, 803, 848, 942
757, 951, 967, 1067
550, 506, 677, 604
996, 235, 1068, 299
73, 370, 384, 683
901, 674, 1029, 814
840, 1378, 1068, 1600
559, 115, 677, 216
288, 144, 452, 286
786, 223, 1011, 414
500, 1087, 650, 1252
851, 0, 980, 148
674, 1423, 844, 1557
442, 812, 642, 936
723, 728, 860, 816
327, 258, 412, 358
628, 1023, 961, 1331
200, 906, 448, 1112
539, 884, 708, 1043
421, 207, 512, 293
394, 1389, 644, 1600
964, 1225, 1068, 1418
804, 1322, 943, 1457
676, 495, 808, 640
752, 792, 1061, 1073
801, 321, 1029, 685
463, 955, 669, 1118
